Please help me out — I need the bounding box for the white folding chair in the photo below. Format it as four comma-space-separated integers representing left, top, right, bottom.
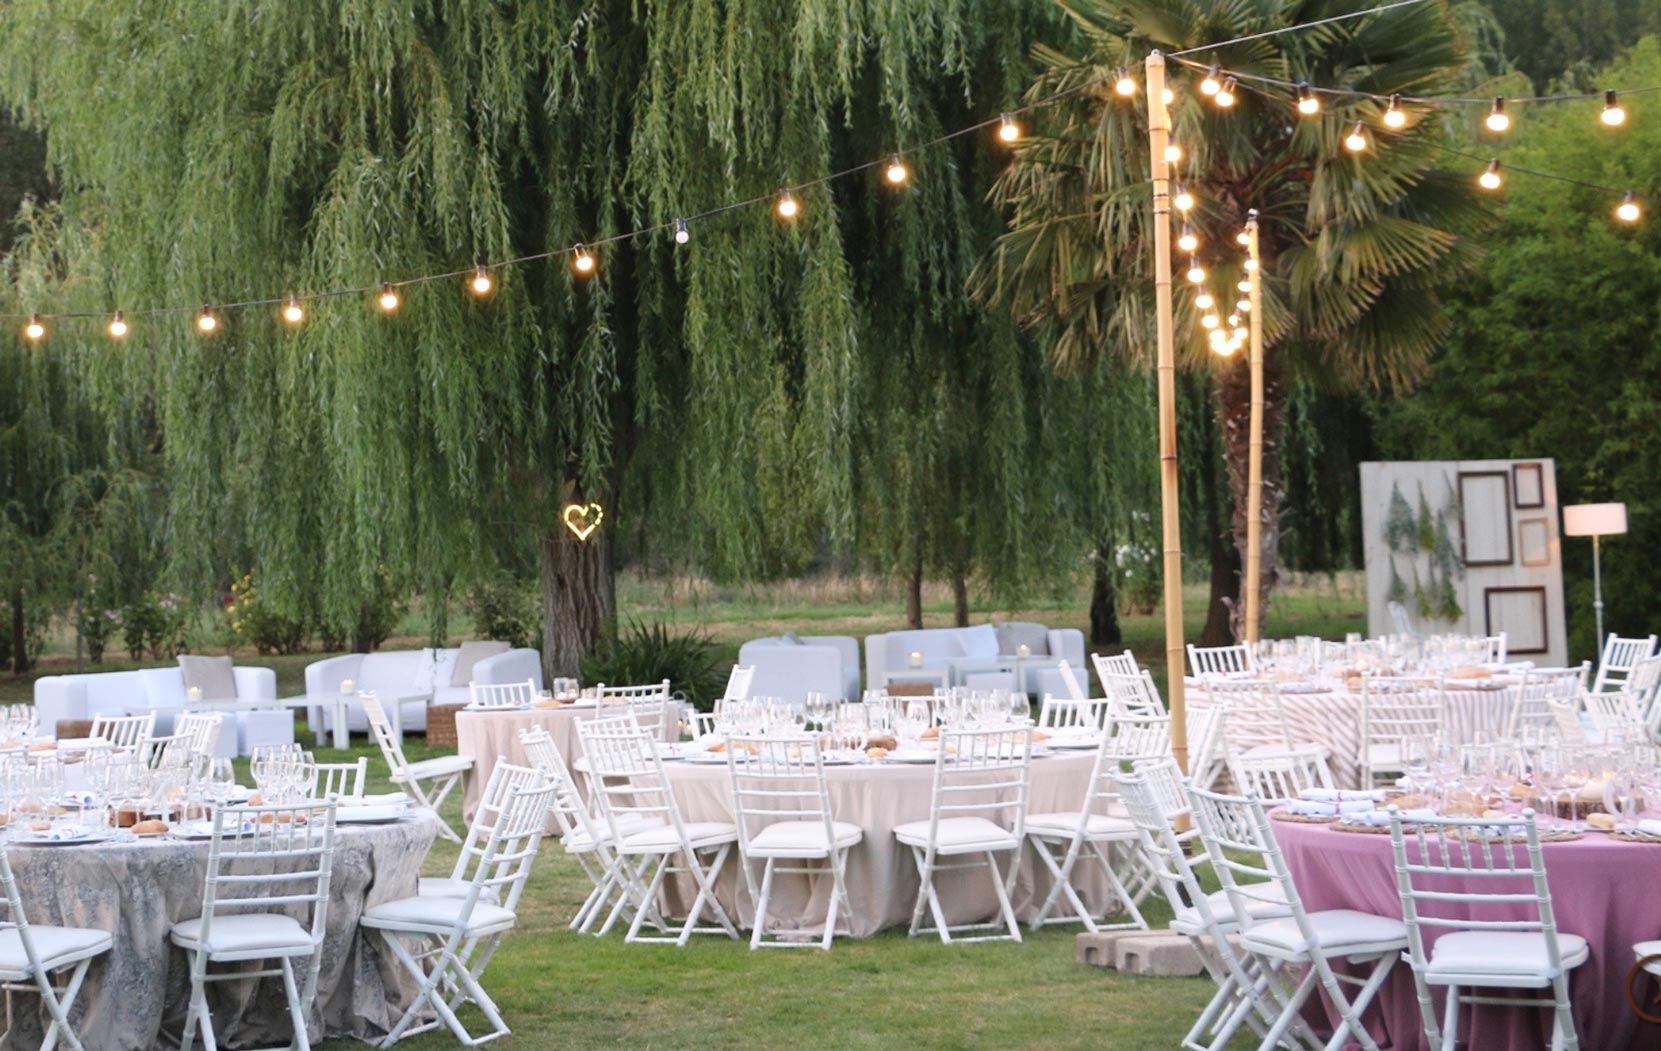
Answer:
417, 760, 546, 900
1099, 670, 1166, 720
1203, 679, 1293, 757
596, 680, 675, 740
86, 712, 155, 753
1026, 715, 1169, 932
578, 716, 739, 946
1579, 688, 1647, 742
311, 757, 369, 800
1187, 783, 1407, 1051
467, 679, 537, 709
1185, 703, 1228, 792
895, 726, 1032, 944
1187, 643, 1254, 679
363, 779, 555, 1047
1226, 747, 1336, 806
1510, 666, 1587, 739
1478, 633, 1508, 665
1091, 649, 1141, 688
147, 712, 225, 769
1387, 809, 1587, 1051
1630, 654, 1661, 738
1036, 694, 1110, 731
0, 843, 111, 1051
1592, 633, 1658, 694
725, 734, 861, 950
170, 799, 338, 1051
723, 665, 757, 702
1359, 676, 1442, 788
361, 691, 473, 844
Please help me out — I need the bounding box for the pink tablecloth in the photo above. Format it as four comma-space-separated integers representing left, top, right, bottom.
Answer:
1275, 819, 1661, 1050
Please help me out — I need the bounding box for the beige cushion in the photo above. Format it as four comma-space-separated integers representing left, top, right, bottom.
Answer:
994, 622, 1051, 657
178, 655, 238, 701
451, 641, 511, 687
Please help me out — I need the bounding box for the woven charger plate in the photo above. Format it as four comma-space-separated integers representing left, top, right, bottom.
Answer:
1457, 827, 1584, 844
1332, 820, 1397, 835
1611, 829, 1661, 845
1270, 809, 1340, 824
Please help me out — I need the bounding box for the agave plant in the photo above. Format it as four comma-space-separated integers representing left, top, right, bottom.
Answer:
972, 0, 1493, 637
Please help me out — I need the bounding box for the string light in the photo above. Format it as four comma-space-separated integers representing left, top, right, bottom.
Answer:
1296, 83, 1320, 116
377, 284, 399, 312
108, 311, 128, 338
885, 154, 909, 185
776, 189, 799, 219
1174, 185, 1195, 212
1237, 279, 1253, 293
1200, 65, 1222, 96
1186, 260, 1206, 284
997, 113, 1020, 142
197, 305, 217, 333
1164, 141, 1182, 163
1383, 93, 1406, 129
572, 244, 596, 274
1235, 230, 1250, 246
674, 218, 690, 244
24, 314, 44, 341
1602, 90, 1627, 127
1162, 88, 1175, 106
1177, 225, 1199, 253
1114, 68, 1137, 97
1485, 97, 1510, 133
1244, 258, 1259, 271
468, 266, 493, 296
1478, 159, 1502, 190
1195, 292, 1215, 310
1617, 191, 1642, 223
1216, 77, 1237, 108
1201, 313, 1220, 329
1236, 298, 1251, 312
1344, 121, 1368, 152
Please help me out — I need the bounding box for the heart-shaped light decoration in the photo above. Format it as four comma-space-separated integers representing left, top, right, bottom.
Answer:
562, 502, 604, 542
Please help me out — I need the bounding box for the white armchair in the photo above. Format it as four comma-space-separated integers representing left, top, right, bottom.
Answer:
305, 646, 542, 740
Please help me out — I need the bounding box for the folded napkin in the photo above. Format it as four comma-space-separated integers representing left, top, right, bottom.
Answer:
1285, 799, 1375, 816
61, 790, 100, 807
36, 824, 92, 841
1638, 819, 1661, 838
1300, 788, 1381, 803
342, 792, 409, 808
1345, 807, 1437, 828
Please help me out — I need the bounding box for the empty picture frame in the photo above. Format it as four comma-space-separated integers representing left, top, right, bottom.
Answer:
1485, 586, 1549, 655
1458, 471, 1515, 567
1518, 518, 1552, 567
1513, 462, 1545, 509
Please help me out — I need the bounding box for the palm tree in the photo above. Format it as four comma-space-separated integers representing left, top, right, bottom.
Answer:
973, 0, 1491, 639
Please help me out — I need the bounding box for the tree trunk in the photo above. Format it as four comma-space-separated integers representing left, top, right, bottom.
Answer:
1217, 353, 1287, 642
10, 589, 28, 675
905, 547, 924, 629
540, 492, 615, 681
951, 565, 969, 627
1089, 543, 1122, 647
1200, 527, 1239, 646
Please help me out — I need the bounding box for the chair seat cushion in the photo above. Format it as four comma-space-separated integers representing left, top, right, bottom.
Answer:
1241, 909, 1407, 958
0, 926, 112, 981
894, 816, 1018, 854
401, 754, 474, 781
1173, 884, 1291, 933
748, 820, 863, 857
618, 821, 737, 854
415, 877, 500, 903
1425, 931, 1590, 983
1025, 811, 1138, 839
567, 815, 663, 853
170, 914, 313, 957
361, 895, 517, 936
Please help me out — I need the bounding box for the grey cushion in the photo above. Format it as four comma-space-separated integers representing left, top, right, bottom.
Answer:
994, 622, 1051, 657
178, 655, 238, 701
451, 640, 511, 687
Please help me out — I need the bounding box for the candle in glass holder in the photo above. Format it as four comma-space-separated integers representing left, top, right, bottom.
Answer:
187, 686, 202, 703
340, 678, 355, 695
1017, 644, 1031, 659
908, 651, 923, 669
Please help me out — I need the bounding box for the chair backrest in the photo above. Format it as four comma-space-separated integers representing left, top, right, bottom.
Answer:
1187, 643, 1253, 679
1361, 676, 1443, 755
1184, 704, 1228, 791
454, 779, 559, 917
917, 727, 1033, 849
1053, 660, 1087, 701
1202, 679, 1292, 753
1631, 654, 1661, 738
359, 692, 411, 775
1113, 769, 1215, 925
1186, 783, 1317, 945
1594, 634, 1659, 693
596, 681, 674, 739
312, 758, 369, 799
1226, 747, 1335, 804
518, 726, 603, 846
1512, 666, 1587, 738
468, 679, 538, 709
148, 711, 225, 768
197, 801, 338, 953
1098, 670, 1165, 720
0, 843, 56, 980
577, 714, 695, 845
1581, 688, 1646, 742
1036, 694, 1110, 731
1091, 650, 1141, 688
1387, 810, 1567, 978
445, 761, 548, 887
1478, 633, 1508, 665
88, 711, 155, 753
724, 734, 838, 857
1071, 714, 1172, 827
1131, 755, 1194, 832
723, 665, 757, 702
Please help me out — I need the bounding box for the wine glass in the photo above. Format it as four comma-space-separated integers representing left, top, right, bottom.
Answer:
803, 693, 832, 734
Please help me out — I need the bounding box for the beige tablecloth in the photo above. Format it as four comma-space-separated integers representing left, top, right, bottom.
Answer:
660, 751, 1117, 938
3, 815, 439, 1051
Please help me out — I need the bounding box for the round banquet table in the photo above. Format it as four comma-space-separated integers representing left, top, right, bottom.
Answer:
657, 750, 1117, 938
2, 814, 440, 1051
1274, 817, 1661, 1051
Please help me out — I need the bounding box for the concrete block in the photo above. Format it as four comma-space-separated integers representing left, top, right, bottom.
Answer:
1114, 932, 1207, 977
1075, 929, 1154, 968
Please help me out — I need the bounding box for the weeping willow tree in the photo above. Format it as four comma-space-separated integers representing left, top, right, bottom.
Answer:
0, 0, 1090, 674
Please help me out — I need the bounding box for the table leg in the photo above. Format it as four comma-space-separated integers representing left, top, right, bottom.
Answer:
332, 697, 350, 751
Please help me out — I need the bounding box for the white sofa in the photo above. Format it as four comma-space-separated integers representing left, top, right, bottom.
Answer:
736, 635, 862, 704
304, 646, 542, 736
863, 622, 1087, 697
33, 664, 285, 758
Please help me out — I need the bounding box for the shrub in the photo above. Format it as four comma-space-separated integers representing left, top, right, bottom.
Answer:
463, 575, 541, 650
225, 573, 308, 656
581, 620, 726, 712
315, 566, 406, 653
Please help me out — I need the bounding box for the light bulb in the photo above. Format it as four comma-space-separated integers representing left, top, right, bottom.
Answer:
1200, 65, 1221, 96
1174, 186, 1195, 212
1237, 279, 1253, 293
997, 112, 1020, 142
1214, 337, 1237, 357
1114, 68, 1136, 97
1344, 121, 1368, 152
1227, 314, 1239, 328
1478, 159, 1502, 191
1485, 97, 1510, 133
1236, 230, 1251, 246
674, 218, 690, 244
1177, 226, 1199, 253
1195, 292, 1215, 310
1602, 90, 1626, 127
1617, 191, 1641, 223
1186, 263, 1206, 284
1201, 313, 1220, 329
1383, 94, 1406, 129
1296, 83, 1319, 116
1208, 329, 1227, 345
282, 295, 304, 324
1164, 141, 1182, 164
24, 314, 44, 341
1232, 327, 1247, 341
573, 244, 595, 274
777, 189, 799, 219
1237, 299, 1251, 312
197, 306, 217, 333
108, 311, 128, 338
1244, 258, 1258, 271
377, 284, 399, 312
470, 266, 493, 296
885, 154, 908, 185
1162, 88, 1174, 106
1216, 78, 1236, 108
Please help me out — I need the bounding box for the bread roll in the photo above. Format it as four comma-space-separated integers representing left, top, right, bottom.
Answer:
133, 819, 169, 835
1588, 812, 1617, 831
865, 746, 890, 760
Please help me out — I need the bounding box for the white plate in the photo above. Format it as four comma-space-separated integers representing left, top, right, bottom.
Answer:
16, 827, 112, 846
884, 751, 937, 764
655, 743, 705, 761
335, 805, 408, 824
1045, 735, 1102, 750
682, 752, 731, 765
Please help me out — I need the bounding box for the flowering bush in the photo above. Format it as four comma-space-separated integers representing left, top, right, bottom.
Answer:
224, 572, 308, 656
78, 606, 119, 663
122, 592, 191, 660
1114, 540, 1161, 616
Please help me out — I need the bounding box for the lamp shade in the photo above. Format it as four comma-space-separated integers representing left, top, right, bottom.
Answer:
1563, 502, 1628, 537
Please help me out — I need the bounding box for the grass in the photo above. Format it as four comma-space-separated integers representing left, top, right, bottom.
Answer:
0, 573, 1364, 1050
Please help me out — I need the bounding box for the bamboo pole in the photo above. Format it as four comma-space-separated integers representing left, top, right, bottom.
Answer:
1243, 211, 1264, 643
1145, 53, 1188, 774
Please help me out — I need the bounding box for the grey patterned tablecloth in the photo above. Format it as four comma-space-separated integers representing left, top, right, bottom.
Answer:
3, 814, 439, 1051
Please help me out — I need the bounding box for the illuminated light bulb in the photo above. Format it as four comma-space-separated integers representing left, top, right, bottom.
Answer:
1227, 314, 1240, 328
1383, 93, 1406, 129
1164, 141, 1182, 164
1478, 158, 1502, 191
1237, 299, 1251, 312
1114, 68, 1137, 97
1173, 186, 1195, 212
282, 295, 304, 324
1200, 65, 1222, 96
1602, 90, 1626, 127
997, 112, 1020, 142
1216, 78, 1237, 108
1201, 313, 1220, 329
572, 244, 595, 274
108, 311, 128, 338
1344, 121, 1368, 152
1244, 258, 1259, 271
197, 305, 217, 333
1236, 230, 1250, 246
1296, 83, 1319, 116
777, 189, 799, 219
24, 314, 44, 341
1177, 226, 1199, 253
885, 154, 909, 185
1237, 279, 1253, 293
674, 218, 690, 244
1208, 329, 1228, 345
1186, 262, 1206, 284
377, 283, 399, 312
1485, 97, 1510, 133
469, 266, 493, 296
1214, 336, 1237, 357
1232, 327, 1247, 342
1195, 292, 1215, 310
1162, 88, 1174, 106
1617, 190, 1641, 223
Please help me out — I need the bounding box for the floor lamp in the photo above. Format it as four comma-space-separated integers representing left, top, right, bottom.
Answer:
1563, 502, 1627, 661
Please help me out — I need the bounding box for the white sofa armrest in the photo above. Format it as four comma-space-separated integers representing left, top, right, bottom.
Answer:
1049, 629, 1087, 671
472, 648, 543, 691
233, 666, 278, 702
33, 678, 88, 738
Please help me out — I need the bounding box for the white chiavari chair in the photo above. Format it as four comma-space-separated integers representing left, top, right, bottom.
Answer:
1036, 694, 1111, 731
1099, 670, 1166, 721
361, 691, 473, 843
1387, 809, 1587, 1051
1187, 643, 1254, 679
1185, 702, 1228, 792
1359, 677, 1442, 788
1478, 633, 1508, 665
311, 757, 369, 800
1510, 666, 1588, 740
1091, 649, 1141, 688
1592, 634, 1658, 694
1226, 748, 1336, 806
418, 761, 545, 901
86, 712, 155, 754
1630, 654, 1661, 739
0, 842, 111, 1051
466, 679, 537, 709
1580, 688, 1647, 743
147, 712, 225, 769
723, 665, 757, 702
170, 799, 338, 1051
1202, 679, 1293, 758
596, 680, 675, 741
